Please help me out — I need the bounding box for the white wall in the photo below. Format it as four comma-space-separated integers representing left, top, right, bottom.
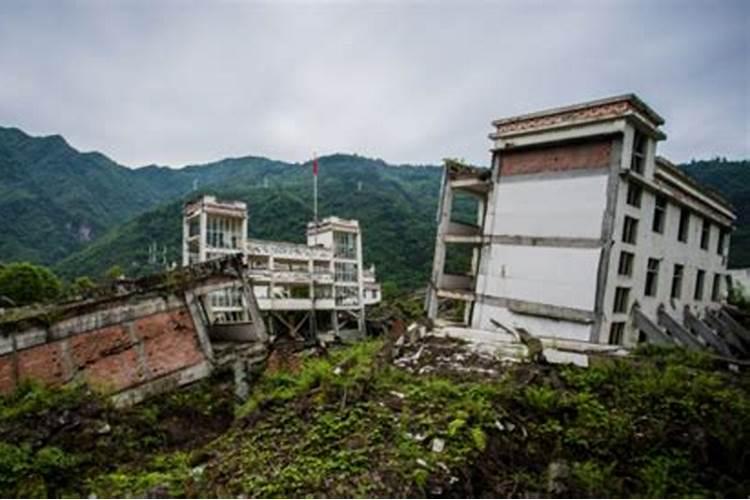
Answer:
471, 171, 608, 342
600, 177, 731, 344
475, 244, 601, 311
491, 173, 608, 238
472, 303, 593, 342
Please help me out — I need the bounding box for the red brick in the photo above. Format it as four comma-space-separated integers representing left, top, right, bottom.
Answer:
127, 309, 204, 378
17, 341, 69, 386
70, 325, 133, 368
0, 356, 16, 393
501, 139, 612, 176
134, 309, 193, 342
82, 347, 142, 392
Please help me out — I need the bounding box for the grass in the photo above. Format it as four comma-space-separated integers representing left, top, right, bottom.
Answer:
0, 341, 748, 497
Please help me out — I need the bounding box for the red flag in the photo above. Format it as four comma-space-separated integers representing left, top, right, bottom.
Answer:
313, 157, 318, 176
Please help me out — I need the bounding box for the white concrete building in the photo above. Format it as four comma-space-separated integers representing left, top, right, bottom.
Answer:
183, 195, 381, 338
427, 94, 743, 354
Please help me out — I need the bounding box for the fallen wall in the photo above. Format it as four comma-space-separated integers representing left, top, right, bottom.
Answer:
0, 257, 261, 404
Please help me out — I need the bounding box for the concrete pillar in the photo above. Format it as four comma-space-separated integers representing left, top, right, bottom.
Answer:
426, 174, 453, 320
182, 214, 190, 267
355, 230, 366, 334
199, 210, 208, 262
331, 309, 340, 336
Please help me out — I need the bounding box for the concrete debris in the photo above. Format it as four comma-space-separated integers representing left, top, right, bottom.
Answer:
406, 432, 427, 442
191, 464, 207, 478
547, 460, 570, 495
431, 437, 445, 453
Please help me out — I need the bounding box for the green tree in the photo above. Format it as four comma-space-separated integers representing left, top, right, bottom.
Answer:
68, 276, 96, 298
0, 262, 62, 306
104, 265, 124, 281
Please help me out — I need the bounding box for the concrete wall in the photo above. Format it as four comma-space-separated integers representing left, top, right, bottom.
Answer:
471, 137, 614, 342
602, 175, 731, 344
597, 123, 732, 345
0, 294, 209, 398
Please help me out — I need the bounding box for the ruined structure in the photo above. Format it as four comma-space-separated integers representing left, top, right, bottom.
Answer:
427, 94, 749, 359
0, 257, 267, 403
182, 195, 381, 340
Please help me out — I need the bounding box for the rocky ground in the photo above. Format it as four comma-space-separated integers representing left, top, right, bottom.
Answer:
1, 335, 749, 498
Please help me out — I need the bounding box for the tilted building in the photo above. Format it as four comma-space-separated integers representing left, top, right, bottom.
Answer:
182, 195, 381, 338
427, 94, 746, 354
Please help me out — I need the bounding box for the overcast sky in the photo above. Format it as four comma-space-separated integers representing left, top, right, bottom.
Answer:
0, 0, 747, 168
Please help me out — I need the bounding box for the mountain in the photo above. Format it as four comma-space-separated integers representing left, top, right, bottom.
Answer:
1, 126, 748, 291
0, 126, 294, 264
54, 154, 447, 290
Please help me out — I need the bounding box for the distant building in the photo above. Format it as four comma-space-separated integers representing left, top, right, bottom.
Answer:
729, 268, 750, 299
427, 94, 740, 351
182, 195, 381, 338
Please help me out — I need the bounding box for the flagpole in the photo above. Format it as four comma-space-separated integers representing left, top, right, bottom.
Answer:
311, 152, 318, 341
313, 152, 318, 225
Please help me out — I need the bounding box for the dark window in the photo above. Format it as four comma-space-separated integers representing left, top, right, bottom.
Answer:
638, 330, 648, 343
631, 131, 647, 174
671, 264, 684, 299
694, 269, 705, 301
717, 228, 727, 256
711, 273, 721, 301
652, 195, 667, 233
613, 287, 630, 314
622, 216, 639, 245
626, 182, 642, 208
645, 258, 660, 296
609, 322, 625, 345
700, 218, 710, 250
618, 251, 634, 277
678, 208, 690, 243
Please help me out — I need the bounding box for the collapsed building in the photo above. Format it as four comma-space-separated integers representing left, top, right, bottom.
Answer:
426, 94, 749, 361
0, 257, 267, 404
182, 195, 381, 340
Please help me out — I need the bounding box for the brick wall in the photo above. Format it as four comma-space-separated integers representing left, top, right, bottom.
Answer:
500, 138, 613, 177
0, 305, 207, 395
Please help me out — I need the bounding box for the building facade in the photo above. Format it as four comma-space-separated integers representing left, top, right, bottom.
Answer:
427, 94, 736, 349
183, 195, 381, 337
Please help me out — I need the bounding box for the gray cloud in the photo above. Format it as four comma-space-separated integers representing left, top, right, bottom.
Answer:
0, 0, 747, 167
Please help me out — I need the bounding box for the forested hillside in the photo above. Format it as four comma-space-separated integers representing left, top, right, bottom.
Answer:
55, 154, 444, 290
1, 126, 748, 291
680, 158, 750, 268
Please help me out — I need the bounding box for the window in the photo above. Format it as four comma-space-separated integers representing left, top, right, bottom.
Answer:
652, 195, 667, 233
645, 258, 660, 297
618, 251, 634, 277
711, 273, 722, 301
335, 262, 358, 282
671, 264, 684, 299
334, 231, 357, 259
613, 287, 630, 314
609, 322, 625, 345
677, 208, 690, 243
717, 228, 727, 256
622, 216, 639, 244
631, 131, 647, 174
626, 182, 642, 208
206, 216, 242, 249
700, 218, 710, 250
694, 269, 705, 301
